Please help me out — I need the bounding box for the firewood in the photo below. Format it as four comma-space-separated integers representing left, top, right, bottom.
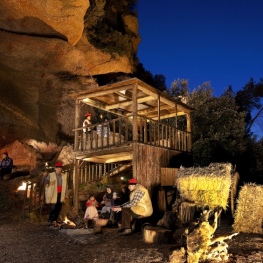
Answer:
210, 232, 239, 246
185, 209, 238, 263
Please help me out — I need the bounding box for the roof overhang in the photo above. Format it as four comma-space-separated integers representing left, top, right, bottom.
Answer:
71, 78, 193, 120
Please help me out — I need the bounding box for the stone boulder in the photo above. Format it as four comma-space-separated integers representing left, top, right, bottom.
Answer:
0, 0, 139, 146
0, 140, 44, 175
0, 0, 89, 45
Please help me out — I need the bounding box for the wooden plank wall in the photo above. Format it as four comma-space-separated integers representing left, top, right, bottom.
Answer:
133, 143, 180, 197
161, 167, 178, 186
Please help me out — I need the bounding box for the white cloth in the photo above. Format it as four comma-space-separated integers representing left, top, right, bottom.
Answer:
83, 119, 91, 133
84, 206, 99, 219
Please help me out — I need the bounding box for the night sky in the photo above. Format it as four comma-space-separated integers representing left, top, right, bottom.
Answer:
137, 0, 263, 96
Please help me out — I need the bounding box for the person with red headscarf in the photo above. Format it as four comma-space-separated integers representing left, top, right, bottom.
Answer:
0, 151, 13, 180
83, 113, 92, 133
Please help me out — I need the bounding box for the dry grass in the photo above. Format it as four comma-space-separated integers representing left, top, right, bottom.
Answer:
176, 163, 232, 210
233, 183, 263, 234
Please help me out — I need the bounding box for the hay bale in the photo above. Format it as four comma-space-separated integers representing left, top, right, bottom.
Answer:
176, 163, 232, 209
233, 183, 263, 234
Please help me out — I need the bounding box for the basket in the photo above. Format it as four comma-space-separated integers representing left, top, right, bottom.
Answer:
94, 218, 108, 227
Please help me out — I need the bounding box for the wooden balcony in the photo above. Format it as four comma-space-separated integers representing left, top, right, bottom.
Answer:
74, 114, 191, 163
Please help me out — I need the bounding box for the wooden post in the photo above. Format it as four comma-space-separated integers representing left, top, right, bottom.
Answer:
132, 83, 138, 141
186, 113, 192, 151
73, 159, 80, 213
74, 99, 80, 151
132, 83, 138, 181
157, 94, 160, 143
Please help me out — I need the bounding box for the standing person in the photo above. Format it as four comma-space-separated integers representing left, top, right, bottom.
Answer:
83, 113, 92, 133
82, 113, 92, 150
0, 151, 13, 180
111, 178, 153, 235
45, 162, 68, 226
96, 114, 108, 138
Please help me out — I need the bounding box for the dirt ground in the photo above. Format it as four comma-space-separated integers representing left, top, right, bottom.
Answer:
1, 180, 263, 263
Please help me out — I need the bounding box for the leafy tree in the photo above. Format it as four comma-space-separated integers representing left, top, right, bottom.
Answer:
235, 78, 263, 136
166, 80, 246, 166
186, 82, 246, 166
169, 78, 190, 99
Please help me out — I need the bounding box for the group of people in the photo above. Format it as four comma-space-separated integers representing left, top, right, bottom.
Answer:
83, 178, 153, 236
84, 184, 130, 227
43, 161, 153, 236
83, 113, 108, 137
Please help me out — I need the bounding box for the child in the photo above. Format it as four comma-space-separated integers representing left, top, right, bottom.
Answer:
84, 194, 99, 228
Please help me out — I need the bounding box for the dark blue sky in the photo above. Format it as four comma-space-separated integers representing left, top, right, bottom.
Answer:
137, 0, 263, 96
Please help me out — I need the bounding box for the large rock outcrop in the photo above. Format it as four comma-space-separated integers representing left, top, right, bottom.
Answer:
0, 0, 140, 147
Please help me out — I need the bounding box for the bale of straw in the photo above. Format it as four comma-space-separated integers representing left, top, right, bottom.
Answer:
233, 183, 263, 234
176, 163, 232, 209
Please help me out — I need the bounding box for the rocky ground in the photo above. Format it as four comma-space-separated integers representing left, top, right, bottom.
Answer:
1, 180, 263, 263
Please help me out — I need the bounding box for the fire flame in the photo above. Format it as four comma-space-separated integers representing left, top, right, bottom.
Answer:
17, 181, 31, 191
63, 216, 76, 226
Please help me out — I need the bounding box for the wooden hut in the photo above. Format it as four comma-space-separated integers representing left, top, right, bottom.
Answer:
71, 78, 193, 210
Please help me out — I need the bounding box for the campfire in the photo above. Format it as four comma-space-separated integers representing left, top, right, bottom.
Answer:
58, 216, 76, 229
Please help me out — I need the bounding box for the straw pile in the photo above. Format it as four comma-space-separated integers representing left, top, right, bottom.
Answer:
233, 183, 263, 234
176, 163, 232, 209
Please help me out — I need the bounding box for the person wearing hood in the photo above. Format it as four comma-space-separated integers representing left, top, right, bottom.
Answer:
100, 185, 114, 219
0, 151, 13, 180
111, 178, 153, 235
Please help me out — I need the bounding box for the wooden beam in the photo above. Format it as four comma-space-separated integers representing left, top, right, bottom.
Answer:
75, 85, 134, 100
83, 155, 132, 163
138, 85, 192, 114
75, 145, 133, 159
105, 95, 154, 110
151, 111, 186, 120
82, 98, 107, 110
137, 104, 171, 115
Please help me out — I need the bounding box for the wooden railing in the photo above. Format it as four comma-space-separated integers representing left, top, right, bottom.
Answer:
74, 115, 192, 153
78, 162, 122, 184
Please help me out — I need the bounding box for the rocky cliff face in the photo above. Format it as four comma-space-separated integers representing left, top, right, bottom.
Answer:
0, 0, 140, 147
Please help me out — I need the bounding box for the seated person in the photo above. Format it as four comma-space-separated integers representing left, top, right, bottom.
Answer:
0, 151, 13, 180
84, 193, 99, 228
119, 184, 130, 204
111, 178, 153, 236
109, 192, 121, 225
100, 185, 114, 219
110, 185, 130, 227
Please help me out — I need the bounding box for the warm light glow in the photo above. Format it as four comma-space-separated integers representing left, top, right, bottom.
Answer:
17, 181, 30, 191
121, 177, 124, 180
63, 216, 76, 226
